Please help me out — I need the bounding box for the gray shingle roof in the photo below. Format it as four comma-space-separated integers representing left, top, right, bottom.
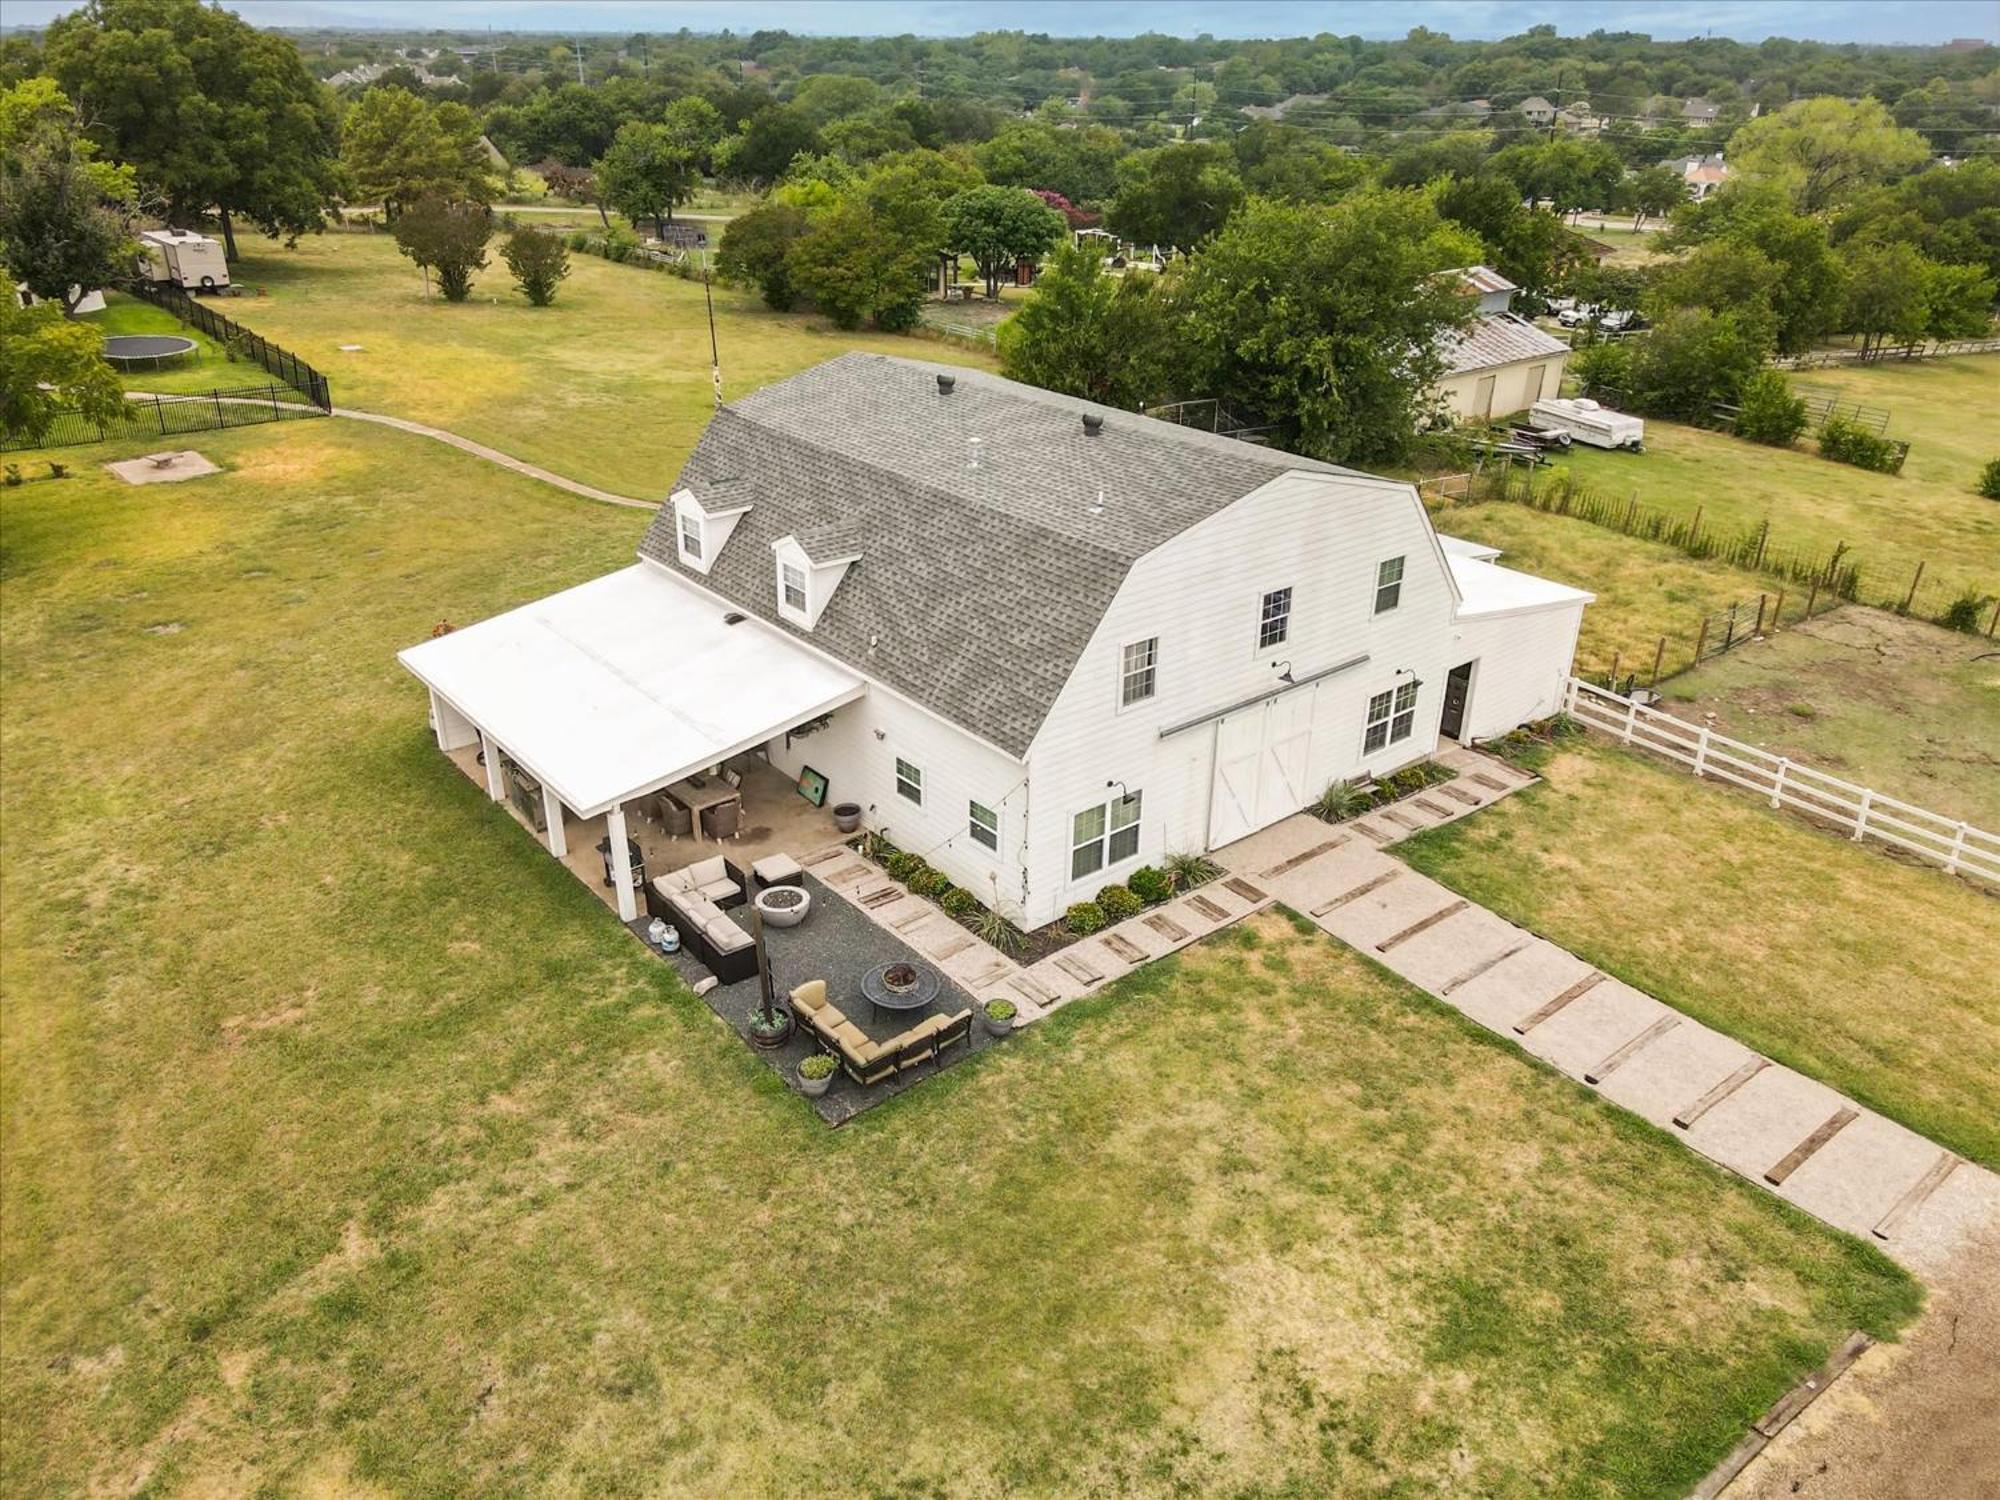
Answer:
1439, 313, 1570, 376
638, 353, 1378, 757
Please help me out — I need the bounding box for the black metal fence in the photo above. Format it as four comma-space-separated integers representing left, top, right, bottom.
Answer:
1, 385, 326, 454
127, 281, 331, 409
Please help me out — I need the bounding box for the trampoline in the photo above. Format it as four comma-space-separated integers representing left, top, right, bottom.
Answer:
102, 334, 198, 371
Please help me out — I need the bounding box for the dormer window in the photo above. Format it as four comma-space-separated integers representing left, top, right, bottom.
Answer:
670, 485, 752, 576
781, 561, 808, 613
772, 531, 859, 631
678, 511, 704, 562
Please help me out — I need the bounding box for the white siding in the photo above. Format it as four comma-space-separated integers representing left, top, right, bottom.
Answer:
765, 686, 1032, 921
1017, 471, 1457, 925
1447, 604, 1586, 742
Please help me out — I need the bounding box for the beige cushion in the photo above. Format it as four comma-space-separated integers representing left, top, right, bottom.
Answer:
696, 878, 740, 903
686, 856, 728, 886
753, 853, 803, 882
831, 1021, 872, 1055
656, 868, 698, 896
790, 980, 827, 1015
705, 917, 748, 951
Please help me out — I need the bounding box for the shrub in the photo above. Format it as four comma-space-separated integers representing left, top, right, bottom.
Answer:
1096, 884, 1142, 920
1127, 866, 1174, 904
908, 867, 951, 899
1979, 458, 2000, 500
1734, 369, 1808, 446
1937, 588, 1991, 634
883, 851, 924, 882
1312, 777, 1374, 822
798, 1053, 837, 1081
1064, 901, 1106, 935
501, 225, 571, 306
940, 886, 978, 917
1818, 418, 1901, 473
983, 997, 1017, 1023
1161, 850, 1222, 889
1570, 338, 1633, 402
971, 907, 1025, 954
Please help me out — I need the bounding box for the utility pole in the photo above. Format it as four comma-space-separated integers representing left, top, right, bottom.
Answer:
572, 39, 585, 87
703, 267, 723, 410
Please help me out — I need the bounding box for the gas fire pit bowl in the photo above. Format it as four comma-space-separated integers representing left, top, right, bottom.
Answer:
861, 959, 941, 1022
753, 883, 812, 929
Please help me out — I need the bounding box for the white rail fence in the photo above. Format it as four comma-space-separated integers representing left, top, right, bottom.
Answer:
1563, 678, 1999, 886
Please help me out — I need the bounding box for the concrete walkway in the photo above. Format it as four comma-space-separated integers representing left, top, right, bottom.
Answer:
1216, 754, 2000, 1278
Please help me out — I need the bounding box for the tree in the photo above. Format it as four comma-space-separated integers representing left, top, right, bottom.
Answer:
998, 240, 1174, 409
972, 120, 1123, 203
1584, 308, 1767, 420
716, 201, 809, 310
721, 104, 821, 185
0, 77, 133, 199
661, 95, 724, 171
1104, 142, 1245, 250
941, 185, 1066, 299
790, 74, 881, 128
786, 194, 932, 330
45, 0, 340, 258
501, 224, 569, 306
1832, 240, 1991, 354
1734, 369, 1808, 446
1626, 164, 1687, 230
1727, 97, 1930, 215
0, 118, 134, 315
0, 299, 126, 443
1646, 239, 1782, 345
595, 120, 698, 237
392, 196, 490, 302
1176, 192, 1481, 466
342, 88, 495, 219
1432, 174, 1576, 300
1662, 186, 1847, 354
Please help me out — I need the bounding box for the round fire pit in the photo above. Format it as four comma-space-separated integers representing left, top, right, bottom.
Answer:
753, 883, 811, 929
861, 959, 941, 1023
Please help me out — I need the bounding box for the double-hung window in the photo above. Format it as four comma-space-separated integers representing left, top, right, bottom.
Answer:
1071, 790, 1142, 880
678, 512, 704, 561
1258, 587, 1292, 650
968, 800, 999, 852
1363, 682, 1420, 754
895, 758, 923, 804
1119, 637, 1157, 707
1374, 556, 1404, 614
780, 561, 808, 613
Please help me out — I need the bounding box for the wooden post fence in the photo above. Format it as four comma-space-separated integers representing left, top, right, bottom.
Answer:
1902, 561, 1925, 613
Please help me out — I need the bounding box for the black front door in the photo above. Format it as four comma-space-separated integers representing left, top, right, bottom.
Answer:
1440, 662, 1474, 741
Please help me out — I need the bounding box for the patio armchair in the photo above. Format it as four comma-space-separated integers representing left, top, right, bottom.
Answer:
703, 800, 742, 840
655, 795, 692, 839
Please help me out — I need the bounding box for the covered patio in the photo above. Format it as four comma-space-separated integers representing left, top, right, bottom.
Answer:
400, 564, 865, 923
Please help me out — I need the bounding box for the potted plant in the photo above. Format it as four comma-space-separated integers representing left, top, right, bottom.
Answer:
832, 801, 863, 834
797, 1052, 837, 1097
982, 996, 1017, 1037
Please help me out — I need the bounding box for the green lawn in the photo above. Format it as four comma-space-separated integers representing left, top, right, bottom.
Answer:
195, 229, 997, 496
1655, 605, 2000, 831
1555, 356, 2000, 612
1401, 742, 2000, 1172
79, 292, 237, 395
0, 420, 1919, 1498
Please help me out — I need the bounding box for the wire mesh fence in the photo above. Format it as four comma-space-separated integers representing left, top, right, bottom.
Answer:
1, 386, 327, 454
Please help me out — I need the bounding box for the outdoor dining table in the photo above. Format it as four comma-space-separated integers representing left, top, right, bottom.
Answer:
663, 775, 741, 842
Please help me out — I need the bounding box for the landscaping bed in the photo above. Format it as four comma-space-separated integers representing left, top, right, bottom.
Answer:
1307, 758, 1458, 823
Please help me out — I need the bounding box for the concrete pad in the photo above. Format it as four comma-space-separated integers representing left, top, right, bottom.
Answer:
1217, 813, 1341, 880
1369, 903, 1523, 992
1683, 1065, 1852, 1183
1780, 1110, 1962, 1241
1893, 1161, 2000, 1280
105, 449, 219, 485
1595, 1020, 1759, 1130
1313, 870, 1465, 951
1519, 978, 1671, 1079
1448, 939, 1597, 1035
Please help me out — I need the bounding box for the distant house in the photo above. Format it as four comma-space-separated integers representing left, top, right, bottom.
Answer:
1238, 93, 1330, 123
1558, 103, 1603, 134
1682, 97, 1721, 124
399, 355, 1589, 927
1516, 96, 1557, 127
1667, 152, 1731, 201
1433, 267, 1571, 422
1416, 99, 1493, 123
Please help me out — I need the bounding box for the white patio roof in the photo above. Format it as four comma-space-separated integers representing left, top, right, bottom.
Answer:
398, 563, 864, 818
1449, 555, 1595, 621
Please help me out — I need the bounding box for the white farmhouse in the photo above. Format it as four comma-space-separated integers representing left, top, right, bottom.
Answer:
400, 355, 1589, 930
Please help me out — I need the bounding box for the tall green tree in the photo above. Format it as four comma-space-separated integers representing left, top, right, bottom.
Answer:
1431, 173, 1575, 299
941, 185, 1065, 298
1176, 191, 1480, 466
595, 120, 698, 237
1104, 142, 1245, 249
1727, 97, 1930, 215
716, 200, 809, 310
342, 88, 495, 219
718, 104, 821, 185
391, 195, 490, 302
45, 0, 340, 259
998, 240, 1174, 408
1625, 164, 1688, 230
786, 193, 932, 330
0, 117, 134, 314
0, 299, 126, 442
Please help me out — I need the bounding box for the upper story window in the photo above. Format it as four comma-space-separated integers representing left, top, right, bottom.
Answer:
1120, 637, 1157, 707
781, 561, 808, 613
1375, 556, 1405, 615
968, 799, 999, 852
678, 511, 704, 563
1258, 587, 1292, 650
1363, 681, 1420, 753
895, 757, 923, 805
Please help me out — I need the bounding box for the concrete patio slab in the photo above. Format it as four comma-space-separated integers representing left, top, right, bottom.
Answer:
1781, 1111, 1965, 1243
1682, 1064, 1853, 1183
1520, 977, 1672, 1078
1594, 1020, 1759, 1130
1368, 903, 1524, 992
1447, 939, 1599, 1034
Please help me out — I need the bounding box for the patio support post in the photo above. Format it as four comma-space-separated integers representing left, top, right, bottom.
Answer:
542, 783, 568, 858
606, 803, 638, 922
478, 731, 504, 800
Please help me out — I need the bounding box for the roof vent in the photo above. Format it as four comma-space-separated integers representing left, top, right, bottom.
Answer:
722, 611, 747, 626
936, 373, 955, 394
1081, 413, 1104, 436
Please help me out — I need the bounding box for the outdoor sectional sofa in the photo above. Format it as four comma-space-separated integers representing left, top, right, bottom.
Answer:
646, 857, 756, 983
791, 980, 972, 1087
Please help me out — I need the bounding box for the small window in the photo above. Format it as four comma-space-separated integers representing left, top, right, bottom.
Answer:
1071, 791, 1142, 879
678, 511, 703, 561
781, 561, 808, 613
968, 800, 999, 852
1120, 637, 1157, 707
1070, 803, 1107, 880
1258, 587, 1292, 650
1364, 682, 1420, 754
895, 758, 923, 804
1374, 556, 1404, 615
1108, 790, 1142, 864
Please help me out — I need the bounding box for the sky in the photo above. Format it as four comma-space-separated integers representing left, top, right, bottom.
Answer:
3, 0, 1996, 44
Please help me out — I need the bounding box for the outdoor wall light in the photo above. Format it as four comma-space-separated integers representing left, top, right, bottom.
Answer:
1273, 660, 1295, 684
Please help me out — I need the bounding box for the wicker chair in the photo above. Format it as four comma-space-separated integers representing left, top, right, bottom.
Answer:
703, 799, 742, 840
656, 795, 693, 839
